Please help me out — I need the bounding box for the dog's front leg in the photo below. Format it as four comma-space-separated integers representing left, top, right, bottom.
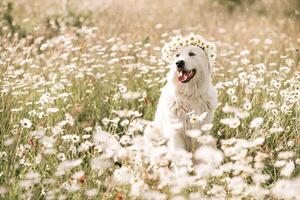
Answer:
167, 128, 186, 150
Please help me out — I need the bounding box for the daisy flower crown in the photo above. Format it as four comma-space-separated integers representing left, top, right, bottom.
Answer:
161, 33, 217, 69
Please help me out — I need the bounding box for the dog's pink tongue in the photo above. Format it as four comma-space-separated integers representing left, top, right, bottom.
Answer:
178, 71, 188, 83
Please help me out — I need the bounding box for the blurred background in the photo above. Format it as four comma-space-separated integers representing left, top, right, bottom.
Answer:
1, 0, 299, 43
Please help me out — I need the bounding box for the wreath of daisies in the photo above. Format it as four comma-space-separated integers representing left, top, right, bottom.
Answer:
161, 33, 217, 68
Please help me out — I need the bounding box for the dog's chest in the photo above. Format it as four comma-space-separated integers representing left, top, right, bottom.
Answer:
168, 96, 210, 123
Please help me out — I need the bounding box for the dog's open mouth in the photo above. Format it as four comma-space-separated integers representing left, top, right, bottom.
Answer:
177, 69, 196, 83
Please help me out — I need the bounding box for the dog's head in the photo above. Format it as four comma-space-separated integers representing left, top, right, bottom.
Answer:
161, 34, 216, 87
169, 45, 211, 85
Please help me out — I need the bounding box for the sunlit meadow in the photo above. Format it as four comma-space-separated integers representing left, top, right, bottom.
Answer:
0, 0, 299, 199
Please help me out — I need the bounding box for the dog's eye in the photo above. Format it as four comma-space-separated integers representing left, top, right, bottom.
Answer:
189, 52, 196, 56
176, 54, 180, 57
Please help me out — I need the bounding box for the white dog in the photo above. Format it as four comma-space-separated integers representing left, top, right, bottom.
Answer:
146, 34, 218, 152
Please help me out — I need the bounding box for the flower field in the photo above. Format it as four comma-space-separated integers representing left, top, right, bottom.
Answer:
0, 0, 299, 199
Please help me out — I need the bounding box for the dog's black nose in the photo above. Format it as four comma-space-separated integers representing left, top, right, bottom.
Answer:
176, 60, 185, 68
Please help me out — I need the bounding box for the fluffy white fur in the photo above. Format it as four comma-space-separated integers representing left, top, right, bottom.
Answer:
147, 45, 218, 152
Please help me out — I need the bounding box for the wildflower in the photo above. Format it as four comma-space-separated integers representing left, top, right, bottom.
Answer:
19, 171, 40, 189
195, 146, 223, 166
72, 135, 80, 143
271, 177, 300, 199
285, 58, 294, 67
65, 113, 75, 126
231, 95, 238, 103
280, 104, 290, 113
40, 43, 48, 51
85, 188, 98, 197
72, 170, 85, 180
222, 104, 235, 113
201, 123, 213, 131
278, 151, 294, 160
274, 160, 286, 168
47, 107, 59, 113
31, 129, 45, 138
51, 125, 63, 135
227, 88, 235, 95
198, 112, 208, 122
189, 114, 198, 124
28, 110, 37, 116
264, 38, 272, 45
250, 117, 264, 128
122, 91, 142, 100
78, 141, 92, 152
130, 179, 148, 197
227, 176, 246, 195
90, 156, 113, 175
20, 118, 32, 128
235, 109, 250, 119
240, 49, 250, 56
250, 38, 260, 44
62, 134, 80, 143
280, 161, 295, 177
0, 152, 7, 159
120, 119, 130, 127
241, 58, 250, 65
270, 124, 284, 133
102, 118, 110, 126
82, 134, 91, 139
262, 101, 276, 110
220, 117, 240, 128
84, 127, 93, 132
120, 135, 131, 145
57, 153, 66, 161
243, 101, 252, 110
186, 129, 202, 138
56, 159, 82, 176
0, 187, 8, 196
280, 66, 290, 73
66, 182, 80, 192
155, 23, 162, 29
4, 137, 15, 146
252, 136, 265, 146
113, 167, 134, 185
40, 136, 56, 148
